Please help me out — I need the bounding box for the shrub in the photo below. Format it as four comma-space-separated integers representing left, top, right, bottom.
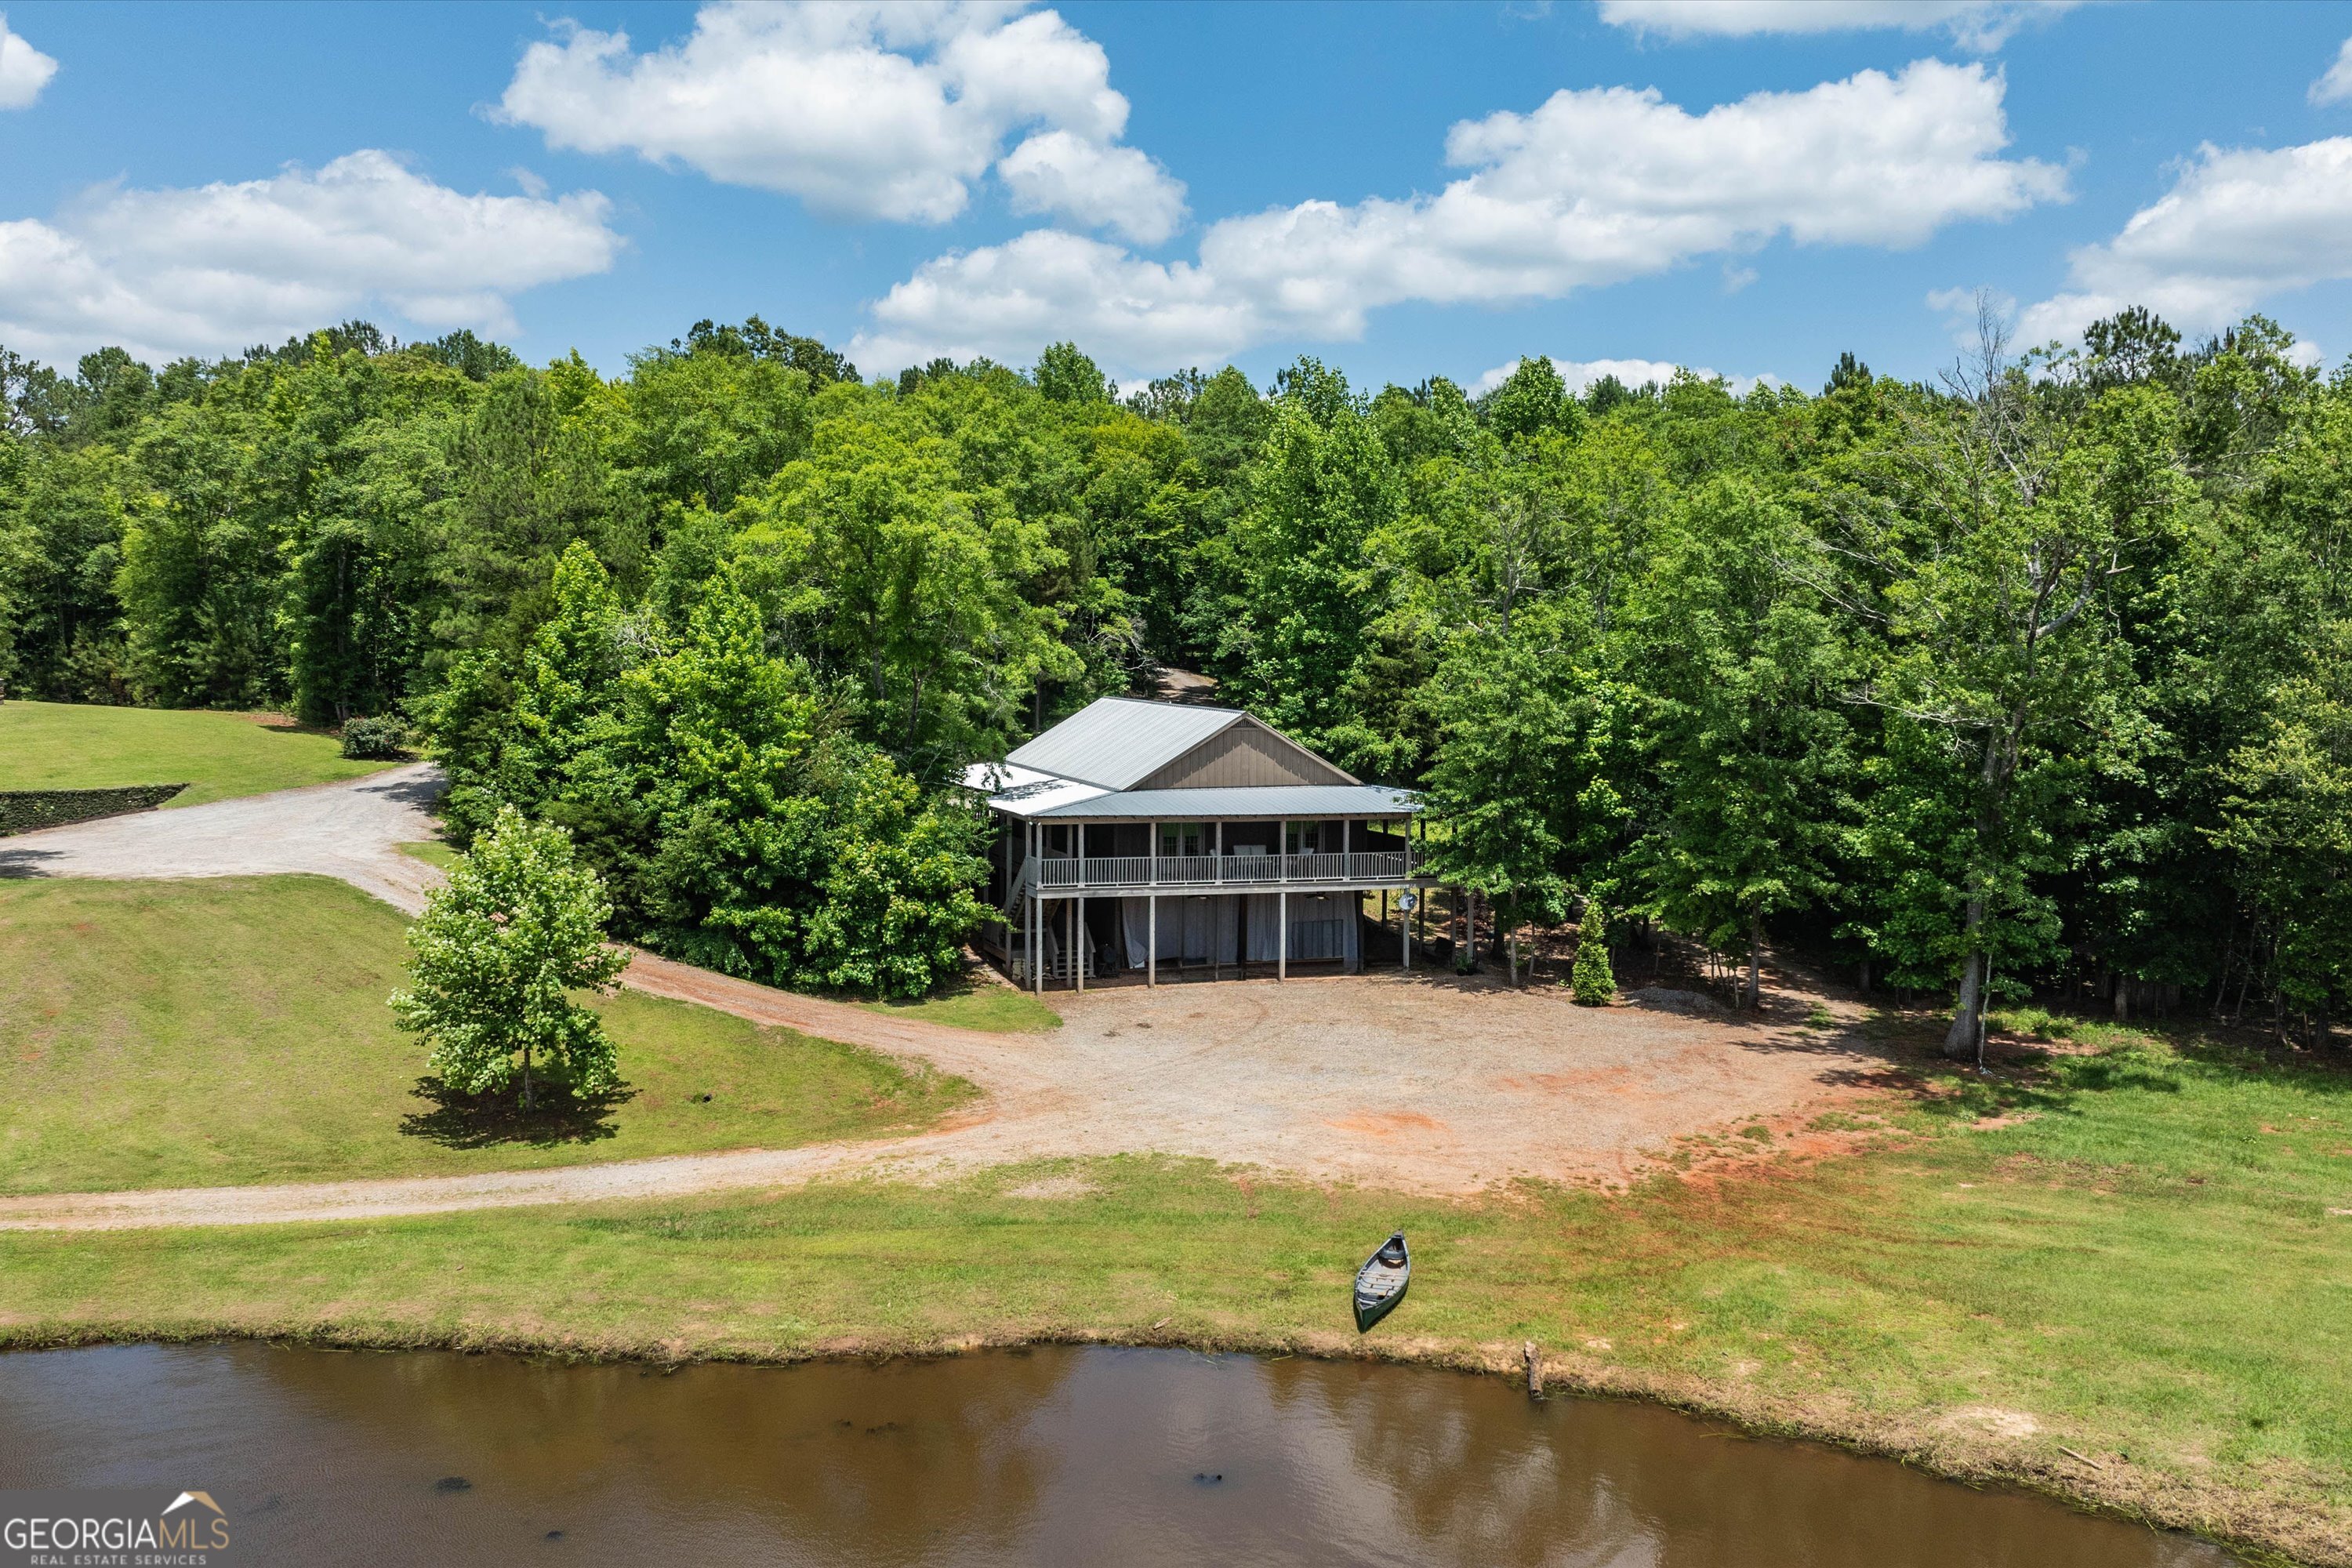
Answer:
1571, 899, 1617, 1006
340, 715, 409, 759
0, 784, 186, 837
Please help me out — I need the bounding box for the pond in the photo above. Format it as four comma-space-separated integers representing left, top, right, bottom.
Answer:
0, 1343, 2240, 1566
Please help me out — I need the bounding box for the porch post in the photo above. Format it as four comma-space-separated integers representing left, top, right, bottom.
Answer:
1030, 820, 1043, 994
1149, 895, 1158, 988
1415, 816, 1428, 951
1279, 818, 1288, 880
1075, 892, 1085, 993
1217, 822, 1228, 980
1149, 822, 1159, 887
1278, 889, 1288, 981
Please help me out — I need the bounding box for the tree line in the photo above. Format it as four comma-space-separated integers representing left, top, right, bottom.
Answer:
1, 304, 2345, 1048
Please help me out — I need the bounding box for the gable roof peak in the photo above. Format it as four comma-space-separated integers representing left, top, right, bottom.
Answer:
1004, 695, 1359, 792
1004, 695, 1245, 790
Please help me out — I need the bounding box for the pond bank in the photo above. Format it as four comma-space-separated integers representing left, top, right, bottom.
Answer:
1, 1127, 2333, 1564
0, 1341, 2245, 1566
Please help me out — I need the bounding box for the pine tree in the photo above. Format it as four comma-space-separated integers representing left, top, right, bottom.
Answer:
1571, 898, 1616, 1006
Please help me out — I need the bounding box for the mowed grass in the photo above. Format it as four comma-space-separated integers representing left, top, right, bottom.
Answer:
0, 877, 971, 1192
3, 1018, 2350, 1557
862, 974, 1061, 1033
0, 699, 394, 807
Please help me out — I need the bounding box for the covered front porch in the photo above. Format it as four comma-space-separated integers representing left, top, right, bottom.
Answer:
980, 811, 1433, 990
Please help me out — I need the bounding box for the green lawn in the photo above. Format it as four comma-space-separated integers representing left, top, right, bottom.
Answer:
397, 840, 456, 869
862, 974, 1061, 1033
0, 700, 394, 808
0, 877, 971, 1192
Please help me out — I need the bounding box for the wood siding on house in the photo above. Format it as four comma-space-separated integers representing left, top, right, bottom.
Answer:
1132, 720, 1355, 791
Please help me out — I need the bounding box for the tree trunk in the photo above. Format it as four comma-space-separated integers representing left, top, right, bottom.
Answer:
1508, 924, 1519, 988
522, 1044, 535, 1112
1943, 903, 1986, 1059
2318, 996, 2334, 1053
1745, 903, 1763, 1011
1947, 731, 2013, 1059
1857, 957, 1871, 995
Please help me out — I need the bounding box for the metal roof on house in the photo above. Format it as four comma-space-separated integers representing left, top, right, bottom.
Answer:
1025, 784, 1420, 821
978, 776, 1113, 819
958, 760, 1062, 795
1002, 697, 1244, 790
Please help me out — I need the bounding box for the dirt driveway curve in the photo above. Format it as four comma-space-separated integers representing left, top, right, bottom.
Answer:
0, 768, 1890, 1229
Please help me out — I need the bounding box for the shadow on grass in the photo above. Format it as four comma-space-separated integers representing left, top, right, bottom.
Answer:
1871, 1006, 2352, 1141
862, 964, 1062, 1031
399, 1076, 634, 1150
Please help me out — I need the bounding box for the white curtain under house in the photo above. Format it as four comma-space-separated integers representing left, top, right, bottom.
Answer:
1120, 895, 1238, 968
1120, 893, 1357, 968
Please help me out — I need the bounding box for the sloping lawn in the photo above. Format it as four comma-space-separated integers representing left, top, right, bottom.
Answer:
862, 974, 1061, 1033
0, 876, 971, 1192
0, 700, 393, 807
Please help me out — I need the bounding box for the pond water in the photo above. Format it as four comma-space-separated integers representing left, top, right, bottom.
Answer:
0, 1343, 2241, 1566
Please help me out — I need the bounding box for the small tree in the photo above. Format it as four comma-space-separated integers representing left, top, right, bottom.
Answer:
393, 804, 629, 1110
1571, 898, 1616, 1006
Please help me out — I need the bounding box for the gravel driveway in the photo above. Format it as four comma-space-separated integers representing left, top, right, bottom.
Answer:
0, 762, 446, 913
0, 767, 1893, 1228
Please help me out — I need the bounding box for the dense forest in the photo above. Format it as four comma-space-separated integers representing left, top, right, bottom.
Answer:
2, 306, 2346, 1051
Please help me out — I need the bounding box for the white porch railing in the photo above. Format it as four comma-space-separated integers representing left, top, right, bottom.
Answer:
1030, 849, 1410, 891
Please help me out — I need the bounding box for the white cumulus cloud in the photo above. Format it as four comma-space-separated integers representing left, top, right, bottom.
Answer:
999, 129, 1185, 245
850, 229, 1243, 375
1595, 1, 2074, 52
0, 12, 58, 109
2310, 37, 2352, 106
1471, 355, 1779, 397
2020, 139, 2352, 343
856, 59, 2065, 376
0, 151, 621, 365
496, 2, 1185, 238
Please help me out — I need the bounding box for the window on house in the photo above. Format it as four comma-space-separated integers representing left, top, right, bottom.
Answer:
1285, 824, 1322, 855
1160, 825, 1202, 857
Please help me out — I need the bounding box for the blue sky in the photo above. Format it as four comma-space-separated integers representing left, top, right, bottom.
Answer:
4, 1, 2352, 394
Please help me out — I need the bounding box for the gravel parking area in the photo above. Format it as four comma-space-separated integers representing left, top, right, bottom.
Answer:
0, 762, 446, 913
1004, 971, 1887, 1191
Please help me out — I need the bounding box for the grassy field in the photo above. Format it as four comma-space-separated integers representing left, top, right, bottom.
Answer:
397, 840, 456, 869
2, 1015, 2347, 1560
0, 700, 394, 807
0, 877, 971, 1192
863, 974, 1062, 1033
